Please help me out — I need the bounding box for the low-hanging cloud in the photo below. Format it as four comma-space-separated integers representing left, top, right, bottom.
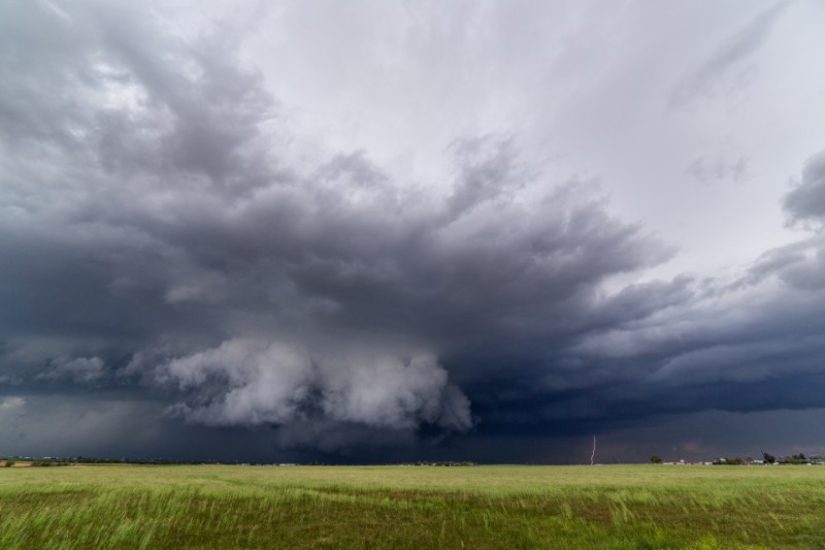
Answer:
160, 339, 471, 432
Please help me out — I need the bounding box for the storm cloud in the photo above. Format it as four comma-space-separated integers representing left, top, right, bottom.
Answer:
783, 151, 825, 228
2, 0, 825, 462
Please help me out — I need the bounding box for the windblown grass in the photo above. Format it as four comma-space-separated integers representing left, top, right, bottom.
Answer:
1, 464, 824, 548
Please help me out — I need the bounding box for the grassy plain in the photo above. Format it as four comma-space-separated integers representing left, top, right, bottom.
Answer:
1, 463, 824, 549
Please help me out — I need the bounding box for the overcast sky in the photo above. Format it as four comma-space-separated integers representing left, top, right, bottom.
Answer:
2, 0, 825, 463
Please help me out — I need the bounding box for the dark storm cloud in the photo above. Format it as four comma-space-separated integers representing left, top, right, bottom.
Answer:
2, 1, 825, 460
783, 150, 825, 228
532, 204, 825, 436
466, 145, 825, 439
0, 1, 679, 449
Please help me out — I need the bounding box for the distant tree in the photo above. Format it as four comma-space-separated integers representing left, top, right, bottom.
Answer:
784, 453, 808, 464
649, 455, 662, 464
3, 460, 14, 468
762, 452, 776, 464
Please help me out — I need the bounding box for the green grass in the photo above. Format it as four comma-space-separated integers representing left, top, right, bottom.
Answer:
2, 464, 825, 549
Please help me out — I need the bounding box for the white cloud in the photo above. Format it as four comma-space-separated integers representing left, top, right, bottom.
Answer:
160, 339, 472, 433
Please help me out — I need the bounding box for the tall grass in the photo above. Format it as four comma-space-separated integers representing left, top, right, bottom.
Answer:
1, 464, 824, 548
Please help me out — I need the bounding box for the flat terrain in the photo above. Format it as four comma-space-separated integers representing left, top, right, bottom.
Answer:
1, 464, 824, 549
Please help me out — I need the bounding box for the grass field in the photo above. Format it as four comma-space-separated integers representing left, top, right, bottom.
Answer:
2, 464, 824, 549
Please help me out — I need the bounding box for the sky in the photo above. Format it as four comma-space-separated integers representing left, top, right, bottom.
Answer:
1, 0, 825, 463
